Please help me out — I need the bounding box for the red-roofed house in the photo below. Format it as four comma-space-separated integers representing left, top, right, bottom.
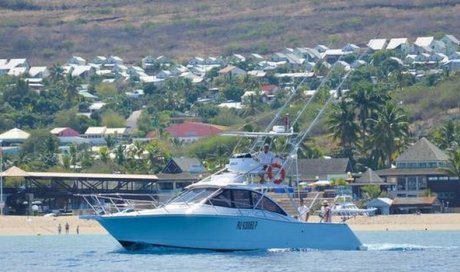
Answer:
50, 127, 80, 137
166, 122, 224, 143
261, 84, 280, 95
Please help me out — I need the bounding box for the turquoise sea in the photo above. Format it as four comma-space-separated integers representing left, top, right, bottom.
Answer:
0, 231, 459, 272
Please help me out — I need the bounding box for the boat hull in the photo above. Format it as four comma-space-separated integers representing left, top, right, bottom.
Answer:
96, 214, 363, 251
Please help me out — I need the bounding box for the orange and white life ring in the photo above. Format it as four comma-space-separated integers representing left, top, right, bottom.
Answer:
267, 162, 286, 184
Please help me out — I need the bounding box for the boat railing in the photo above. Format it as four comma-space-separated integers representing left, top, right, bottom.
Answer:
77, 193, 161, 215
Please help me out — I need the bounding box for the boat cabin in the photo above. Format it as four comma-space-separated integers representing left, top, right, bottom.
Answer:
169, 187, 288, 216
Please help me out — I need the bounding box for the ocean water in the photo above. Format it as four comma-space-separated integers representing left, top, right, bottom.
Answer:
0, 231, 459, 272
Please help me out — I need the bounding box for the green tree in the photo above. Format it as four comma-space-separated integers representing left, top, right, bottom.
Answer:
327, 100, 359, 149
348, 81, 388, 148
95, 83, 117, 97
443, 148, 460, 179
368, 102, 409, 168
101, 110, 126, 127
361, 184, 381, 200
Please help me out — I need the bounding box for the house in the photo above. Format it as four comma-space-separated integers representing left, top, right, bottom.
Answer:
248, 53, 265, 62
367, 38, 387, 51
71, 66, 95, 79
0, 128, 30, 145
141, 56, 157, 70
342, 43, 360, 53
105, 128, 128, 138
218, 65, 246, 78
444, 59, 460, 72
322, 49, 351, 64
297, 48, 322, 62
50, 127, 88, 145
67, 56, 86, 66
376, 137, 460, 207
106, 56, 123, 66
441, 34, 460, 55
261, 84, 280, 95
88, 102, 106, 113
163, 157, 206, 174
188, 57, 205, 66
314, 44, 329, 53
166, 122, 225, 143
414, 36, 435, 53
83, 127, 107, 145
28, 66, 49, 78
156, 55, 171, 64
155, 157, 207, 191
204, 57, 224, 66
8, 67, 27, 76
271, 53, 288, 62
5, 58, 29, 69
287, 158, 353, 182
125, 89, 144, 99
350, 168, 394, 199
128, 66, 146, 77
232, 54, 246, 62
90, 56, 107, 65
50, 127, 80, 137
386, 38, 413, 53
366, 198, 393, 215
390, 197, 441, 214
334, 61, 351, 71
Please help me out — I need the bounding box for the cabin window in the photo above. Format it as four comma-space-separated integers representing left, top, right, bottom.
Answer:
171, 188, 217, 204
232, 189, 252, 209
207, 189, 232, 208
257, 196, 287, 216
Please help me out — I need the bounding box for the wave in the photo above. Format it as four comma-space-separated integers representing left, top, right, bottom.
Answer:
365, 243, 459, 251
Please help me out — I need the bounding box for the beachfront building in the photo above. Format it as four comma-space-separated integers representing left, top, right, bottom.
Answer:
289, 158, 353, 183
376, 138, 460, 207
350, 168, 395, 199
155, 157, 207, 200
0, 166, 159, 215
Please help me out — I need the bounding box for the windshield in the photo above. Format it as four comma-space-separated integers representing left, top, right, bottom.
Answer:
169, 188, 218, 204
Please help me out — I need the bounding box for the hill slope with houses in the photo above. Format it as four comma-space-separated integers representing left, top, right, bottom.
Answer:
1, 0, 460, 63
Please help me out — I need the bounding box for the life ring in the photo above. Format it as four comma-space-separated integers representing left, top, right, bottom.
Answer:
267, 162, 286, 184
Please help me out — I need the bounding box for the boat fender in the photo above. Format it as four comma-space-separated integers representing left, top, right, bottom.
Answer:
267, 162, 286, 184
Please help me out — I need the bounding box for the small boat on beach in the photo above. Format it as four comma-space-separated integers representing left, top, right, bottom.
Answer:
332, 195, 377, 217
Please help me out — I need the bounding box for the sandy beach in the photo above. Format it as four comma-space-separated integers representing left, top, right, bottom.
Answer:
0, 214, 460, 236
0, 216, 106, 236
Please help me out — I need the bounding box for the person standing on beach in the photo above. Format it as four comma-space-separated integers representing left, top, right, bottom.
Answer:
65, 222, 69, 234
76, 225, 80, 235
58, 223, 62, 234
297, 199, 310, 222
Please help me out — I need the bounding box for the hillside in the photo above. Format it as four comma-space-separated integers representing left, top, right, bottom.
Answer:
1, 0, 460, 64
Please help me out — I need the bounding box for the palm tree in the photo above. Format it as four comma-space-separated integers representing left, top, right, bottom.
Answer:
348, 81, 388, 147
98, 147, 110, 163
49, 64, 65, 84
433, 120, 459, 149
367, 102, 409, 168
327, 100, 359, 149
64, 73, 81, 102
443, 147, 460, 179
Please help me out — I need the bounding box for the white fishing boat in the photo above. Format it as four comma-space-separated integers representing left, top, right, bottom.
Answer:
80, 154, 365, 251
